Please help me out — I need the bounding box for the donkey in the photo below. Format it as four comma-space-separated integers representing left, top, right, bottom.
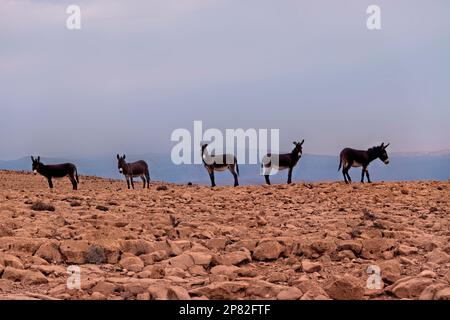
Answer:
31, 156, 79, 190
116, 154, 150, 189
261, 140, 304, 185
201, 143, 239, 187
338, 143, 390, 184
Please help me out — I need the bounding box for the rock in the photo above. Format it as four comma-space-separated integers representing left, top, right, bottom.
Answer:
119, 240, 155, 256
396, 244, 418, 256
148, 285, 169, 300
90, 292, 106, 300
216, 251, 251, 266
389, 276, 434, 299
210, 265, 240, 279
123, 282, 149, 295
206, 238, 227, 251
426, 249, 450, 264
168, 254, 195, 270
85, 247, 107, 264
379, 259, 401, 283
256, 216, 267, 226
399, 257, 415, 265
417, 270, 436, 278
119, 255, 144, 272
435, 287, 450, 300
92, 281, 117, 296
60, 240, 90, 264
419, 283, 448, 300
252, 240, 283, 261
246, 279, 289, 298
325, 275, 365, 300
276, 287, 303, 300
139, 265, 165, 279
35, 241, 62, 264
167, 286, 191, 300
301, 260, 322, 273
445, 270, 450, 284
300, 287, 330, 300
337, 240, 362, 255
187, 252, 212, 266
188, 265, 208, 276
137, 292, 150, 300
0, 253, 24, 269
189, 281, 249, 299
2, 267, 48, 285
360, 238, 396, 259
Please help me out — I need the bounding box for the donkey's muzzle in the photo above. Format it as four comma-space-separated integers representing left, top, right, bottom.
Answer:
119, 169, 123, 173
384, 159, 390, 165
33, 170, 37, 175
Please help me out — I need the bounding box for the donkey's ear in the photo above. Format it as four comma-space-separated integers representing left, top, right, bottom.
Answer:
123, 154, 126, 160
300, 139, 305, 146
384, 143, 390, 149
37, 156, 40, 162
293, 141, 297, 145
31, 156, 34, 162
117, 154, 120, 160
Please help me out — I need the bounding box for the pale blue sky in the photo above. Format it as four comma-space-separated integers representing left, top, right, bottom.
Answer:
1, 0, 449, 160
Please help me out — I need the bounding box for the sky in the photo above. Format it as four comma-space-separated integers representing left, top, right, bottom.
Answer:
1, 0, 449, 160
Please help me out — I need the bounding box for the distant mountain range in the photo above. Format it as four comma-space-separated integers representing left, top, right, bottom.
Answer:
1, 152, 449, 185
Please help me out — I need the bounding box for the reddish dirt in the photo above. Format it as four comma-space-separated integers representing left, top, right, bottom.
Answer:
0, 170, 449, 300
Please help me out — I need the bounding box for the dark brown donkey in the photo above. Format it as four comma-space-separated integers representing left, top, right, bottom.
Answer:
201, 143, 239, 187
338, 142, 390, 183
31, 156, 79, 190
261, 140, 304, 185
117, 154, 150, 189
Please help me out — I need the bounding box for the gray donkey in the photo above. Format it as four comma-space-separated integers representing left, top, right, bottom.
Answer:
116, 154, 150, 189
201, 143, 239, 187
261, 140, 304, 185
338, 143, 390, 183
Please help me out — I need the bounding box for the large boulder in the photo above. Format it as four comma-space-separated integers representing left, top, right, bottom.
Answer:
252, 240, 283, 261
325, 275, 365, 300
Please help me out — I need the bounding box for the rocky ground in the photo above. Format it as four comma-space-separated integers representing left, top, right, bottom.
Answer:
0, 170, 449, 300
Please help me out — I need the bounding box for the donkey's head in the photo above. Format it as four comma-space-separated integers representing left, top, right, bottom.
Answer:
31, 156, 42, 174
291, 140, 305, 158
117, 154, 127, 173
376, 142, 390, 164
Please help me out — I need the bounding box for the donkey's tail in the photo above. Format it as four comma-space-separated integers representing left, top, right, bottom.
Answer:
338, 157, 342, 172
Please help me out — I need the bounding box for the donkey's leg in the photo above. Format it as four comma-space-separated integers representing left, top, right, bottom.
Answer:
365, 169, 372, 183
126, 177, 130, 189
208, 169, 216, 187
361, 167, 366, 183
264, 175, 271, 185
69, 174, 77, 190
141, 176, 146, 189
145, 171, 150, 188
47, 178, 54, 189
343, 167, 351, 183
342, 170, 348, 183
287, 167, 293, 184
130, 176, 135, 189
229, 165, 239, 187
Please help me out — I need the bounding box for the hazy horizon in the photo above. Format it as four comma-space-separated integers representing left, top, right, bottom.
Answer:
1, 1, 449, 160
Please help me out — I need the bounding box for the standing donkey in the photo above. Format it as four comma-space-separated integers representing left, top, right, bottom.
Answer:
116, 154, 150, 189
201, 143, 239, 187
31, 156, 79, 190
338, 143, 390, 183
261, 140, 304, 185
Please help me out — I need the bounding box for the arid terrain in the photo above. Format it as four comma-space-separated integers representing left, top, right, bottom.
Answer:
0, 170, 449, 300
